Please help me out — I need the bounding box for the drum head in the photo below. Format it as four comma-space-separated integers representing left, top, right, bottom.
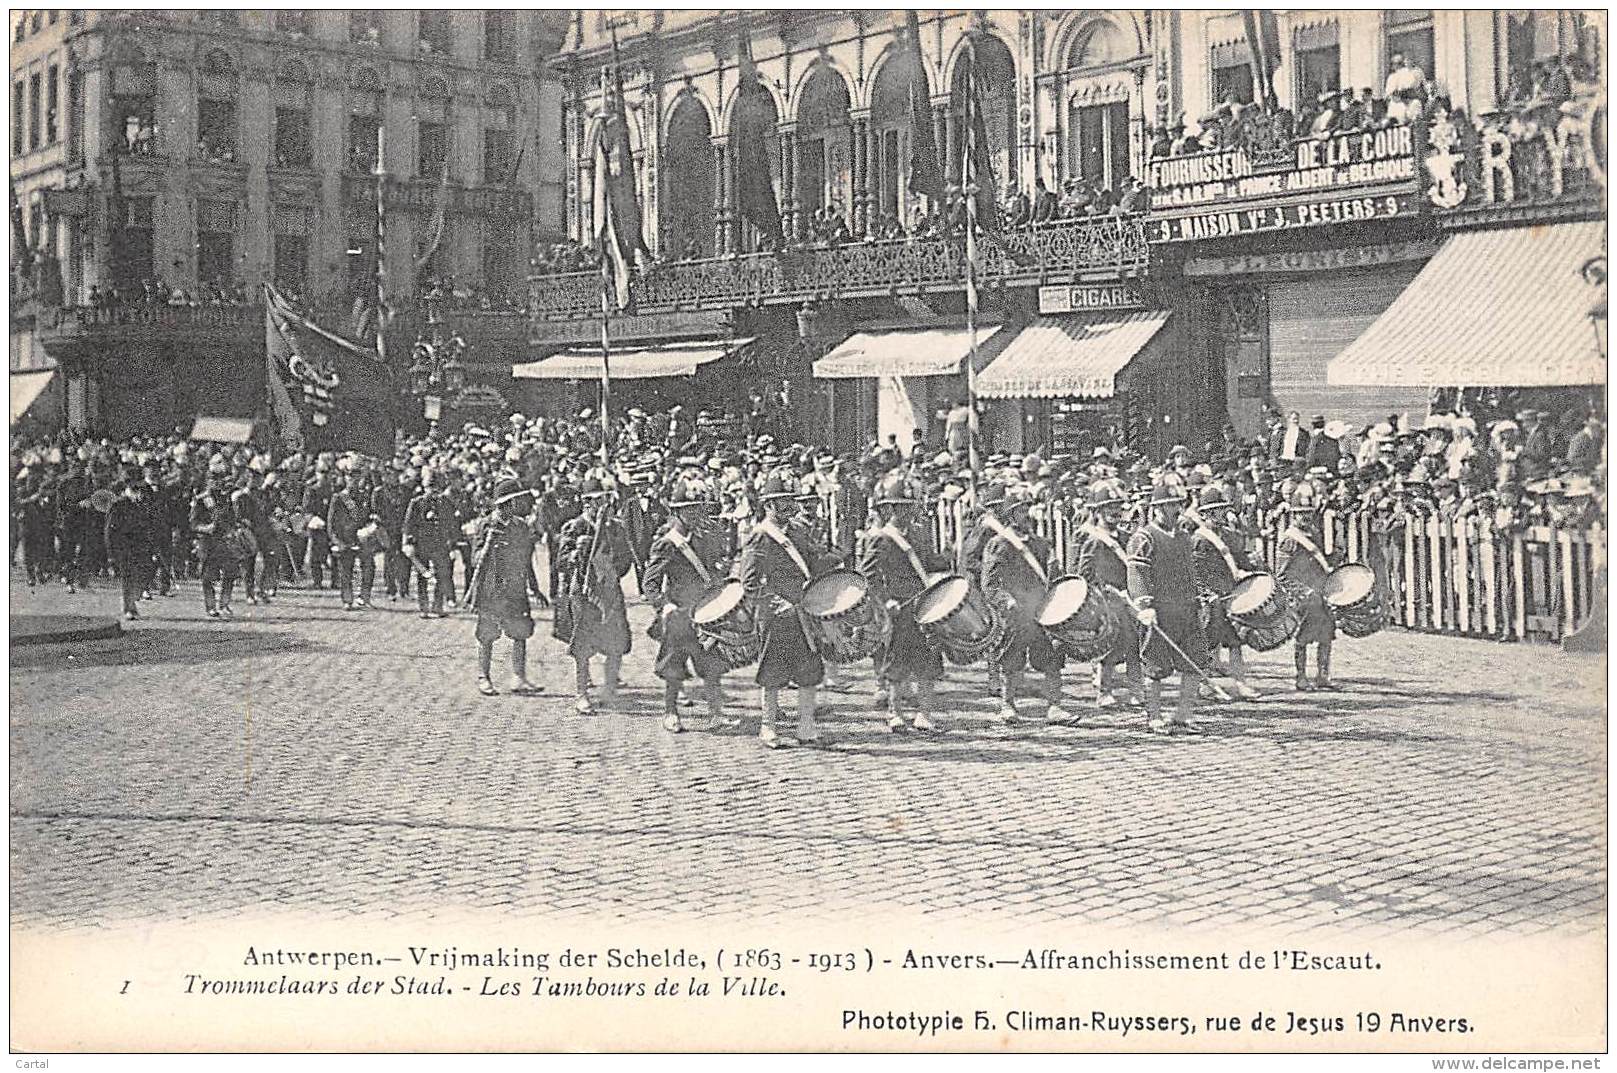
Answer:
1323, 564, 1376, 606
1036, 577, 1090, 627
802, 569, 867, 617
914, 575, 970, 626
691, 580, 744, 625
1227, 573, 1275, 617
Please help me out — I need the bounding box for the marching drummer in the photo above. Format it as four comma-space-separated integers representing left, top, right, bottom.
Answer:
859, 485, 947, 734
1126, 477, 1212, 734
981, 485, 1074, 726
644, 479, 730, 733
1072, 478, 1144, 710
1189, 484, 1262, 700
739, 470, 840, 749
558, 479, 635, 713
1276, 475, 1339, 691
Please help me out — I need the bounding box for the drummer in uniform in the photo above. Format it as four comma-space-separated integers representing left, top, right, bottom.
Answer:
1072, 478, 1144, 710
739, 470, 839, 749
981, 485, 1075, 726
1189, 484, 1263, 700
1126, 477, 1212, 733
859, 484, 947, 734
1275, 476, 1338, 691
644, 479, 730, 734
559, 479, 635, 713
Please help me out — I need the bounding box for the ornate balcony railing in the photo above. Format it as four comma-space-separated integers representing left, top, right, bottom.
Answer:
528, 215, 1150, 321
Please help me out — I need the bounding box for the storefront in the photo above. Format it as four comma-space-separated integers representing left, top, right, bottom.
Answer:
1147, 120, 1437, 437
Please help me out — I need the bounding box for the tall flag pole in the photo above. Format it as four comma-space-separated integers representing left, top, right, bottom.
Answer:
372, 123, 388, 363
962, 34, 981, 484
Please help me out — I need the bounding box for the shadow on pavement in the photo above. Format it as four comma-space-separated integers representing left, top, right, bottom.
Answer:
10, 627, 311, 671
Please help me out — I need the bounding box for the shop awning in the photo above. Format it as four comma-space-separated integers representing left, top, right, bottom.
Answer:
974, 312, 1171, 399
512, 338, 752, 380
1327, 221, 1607, 387
190, 415, 255, 444
812, 325, 1002, 379
9, 369, 55, 424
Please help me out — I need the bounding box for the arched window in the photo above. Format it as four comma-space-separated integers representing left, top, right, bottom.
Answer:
1061, 18, 1141, 197
795, 66, 851, 228
110, 52, 156, 156
196, 49, 238, 163
661, 95, 713, 258
869, 49, 919, 224
728, 77, 781, 253
273, 60, 312, 168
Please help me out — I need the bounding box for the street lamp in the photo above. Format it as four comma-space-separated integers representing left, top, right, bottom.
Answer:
404, 289, 471, 437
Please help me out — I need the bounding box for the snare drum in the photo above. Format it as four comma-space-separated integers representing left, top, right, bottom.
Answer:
1226, 572, 1301, 652
1036, 576, 1120, 662
800, 568, 891, 664
1322, 563, 1385, 639
691, 580, 762, 671
913, 573, 1008, 665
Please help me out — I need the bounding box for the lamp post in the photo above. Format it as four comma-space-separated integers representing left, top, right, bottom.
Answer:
404, 289, 467, 438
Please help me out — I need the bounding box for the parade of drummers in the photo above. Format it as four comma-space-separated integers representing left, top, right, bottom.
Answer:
9, 8, 1606, 756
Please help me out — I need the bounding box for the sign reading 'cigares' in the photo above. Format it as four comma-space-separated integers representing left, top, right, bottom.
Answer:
1149, 125, 1418, 214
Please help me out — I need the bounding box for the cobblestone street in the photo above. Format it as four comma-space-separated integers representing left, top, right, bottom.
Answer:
10, 569, 1606, 936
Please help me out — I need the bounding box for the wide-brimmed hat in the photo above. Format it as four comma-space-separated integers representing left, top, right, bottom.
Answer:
1149, 477, 1188, 505
668, 479, 715, 509
1087, 480, 1126, 508
493, 478, 532, 506
1197, 485, 1234, 510
759, 471, 800, 500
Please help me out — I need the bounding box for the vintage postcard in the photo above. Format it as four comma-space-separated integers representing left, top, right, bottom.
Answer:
8, 6, 1607, 1057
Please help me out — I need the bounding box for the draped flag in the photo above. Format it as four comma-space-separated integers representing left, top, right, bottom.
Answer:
1241, 9, 1282, 110
960, 36, 1000, 236
905, 11, 944, 204
264, 284, 396, 457
734, 27, 784, 249
593, 32, 648, 311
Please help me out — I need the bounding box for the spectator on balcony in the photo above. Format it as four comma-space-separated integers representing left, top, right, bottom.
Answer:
1116, 176, 1147, 215
1384, 51, 1428, 124
1566, 413, 1604, 475
1058, 178, 1094, 218
1147, 125, 1172, 160
1001, 182, 1030, 229
1031, 177, 1059, 223
1168, 120, 1202, 157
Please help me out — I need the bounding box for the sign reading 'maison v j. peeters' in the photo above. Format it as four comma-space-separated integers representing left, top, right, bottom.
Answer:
1147, 124, 1421, 243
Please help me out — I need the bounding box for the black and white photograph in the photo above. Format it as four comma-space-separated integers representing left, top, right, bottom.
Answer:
7, 6, 1608, 1057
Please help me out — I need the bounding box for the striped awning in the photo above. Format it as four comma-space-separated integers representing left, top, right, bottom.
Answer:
512, 338, 752, 380
974, 312, 1171, 399
9, 369, 55, 424
1328, 221, 1607, 387
812, 325, 1001, 379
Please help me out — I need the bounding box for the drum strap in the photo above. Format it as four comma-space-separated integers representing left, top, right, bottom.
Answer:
666, 529, 712, 585
755, 520, 811, 580
984, 516, 1047, 584
1195, 525, 1242, 581
877, 524, 929, 587
1080, 524, 1127, 567
1282, 526, 1330, 573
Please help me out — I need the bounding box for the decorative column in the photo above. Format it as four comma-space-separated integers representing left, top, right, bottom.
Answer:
849, 110, 869, 236
778, 122, 798, 241
711, 135, 730, 255
932, 99, 951, 186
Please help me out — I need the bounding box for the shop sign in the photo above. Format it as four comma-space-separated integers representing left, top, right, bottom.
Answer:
1037, 282, 1145, 314
1150, 193, 1418, 244
1149, 125, 1418, 212
1183, 238, 1439, 276
344, 176, 532, 218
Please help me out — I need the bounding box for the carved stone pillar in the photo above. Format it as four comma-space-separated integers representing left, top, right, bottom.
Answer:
711, 137, 730, 256
778, 123, 798, 240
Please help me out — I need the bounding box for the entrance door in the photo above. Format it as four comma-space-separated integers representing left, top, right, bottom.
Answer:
1218, 287, 1268, 442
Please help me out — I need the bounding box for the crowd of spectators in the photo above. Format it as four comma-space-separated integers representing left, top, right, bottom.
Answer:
85, 278, 249, 310
418, 275, 524, 313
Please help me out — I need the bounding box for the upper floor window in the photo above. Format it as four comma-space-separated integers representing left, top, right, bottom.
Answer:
1497, 10, 1602, 107
484, 11, 514, 62
12, 80, 24, 156
111, 61, 158, 155
273, 62, 312, 168
418, 77, 450, 177
29, 11, 42, 33
27, 72, 41, 151
1292, 20, 1341, 126
349, 10, 381, 46
196, 50, 238, 163
14, 16, 24, 42
1210, 38, 1256, 107
348, 68, 383, 172
483, 84, 515, 183
419, 11, 450, 56
1385, 9, 1435, 93
44, 64, 58, 144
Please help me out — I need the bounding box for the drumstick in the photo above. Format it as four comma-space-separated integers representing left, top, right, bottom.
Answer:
1116, 591, 1234, 703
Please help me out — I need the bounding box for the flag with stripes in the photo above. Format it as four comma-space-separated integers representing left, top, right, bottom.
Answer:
594, 32, 648, 311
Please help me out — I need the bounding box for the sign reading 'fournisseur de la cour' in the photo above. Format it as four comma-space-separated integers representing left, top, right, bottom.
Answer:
1148, 125, 1419, 230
